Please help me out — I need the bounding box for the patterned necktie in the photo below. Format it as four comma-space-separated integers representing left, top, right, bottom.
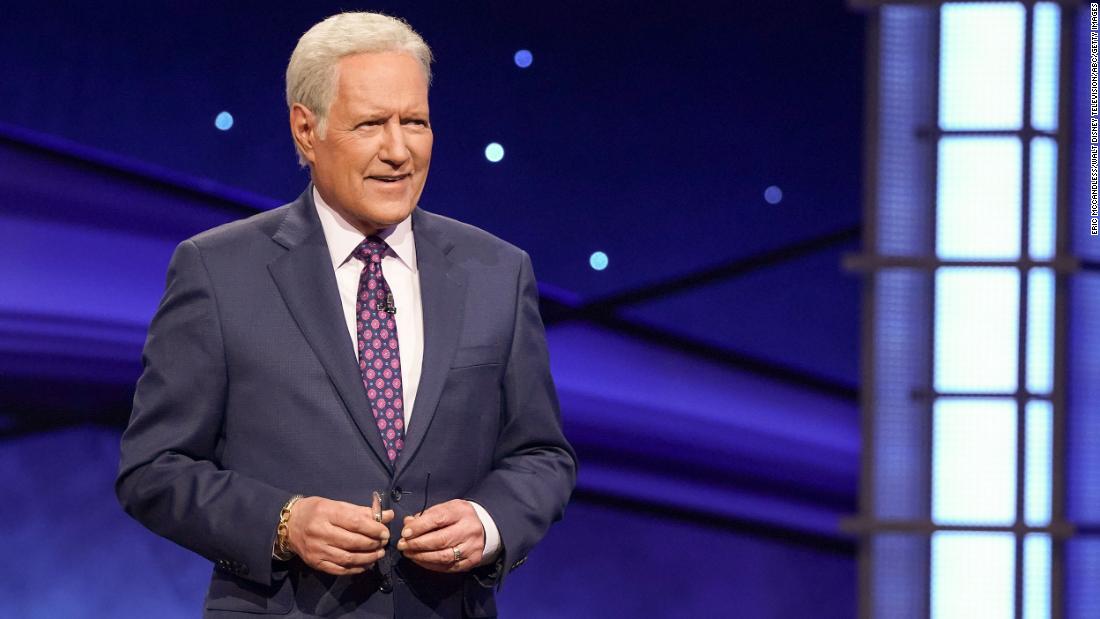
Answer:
354, 236, 405, 463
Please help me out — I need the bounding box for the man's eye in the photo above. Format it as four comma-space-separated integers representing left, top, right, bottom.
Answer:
357, 120, 385, 128
403, 119, 429, 127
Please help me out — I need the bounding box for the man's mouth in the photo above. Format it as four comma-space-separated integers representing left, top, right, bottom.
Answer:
368, 173, 411, 183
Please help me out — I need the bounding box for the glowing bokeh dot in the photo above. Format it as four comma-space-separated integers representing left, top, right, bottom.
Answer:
514, 49, 533, 68
485, 142, 505, 163
764, 185, 783, 204
215, 111, 234, 131
589, 251, 609, 271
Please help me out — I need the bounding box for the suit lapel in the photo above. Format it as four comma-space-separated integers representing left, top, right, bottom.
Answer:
267, 189, 393, 472
395, 208, 467, 477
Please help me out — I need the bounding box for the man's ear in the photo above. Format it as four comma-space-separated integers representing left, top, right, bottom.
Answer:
289, 103, 319, 165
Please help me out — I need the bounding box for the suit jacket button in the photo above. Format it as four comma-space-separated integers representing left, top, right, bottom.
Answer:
390, 487, 403, 502
378, 577, 393, 594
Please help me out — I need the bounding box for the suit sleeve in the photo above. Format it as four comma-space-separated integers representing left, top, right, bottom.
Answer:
464, 251, 578, 590
115, 239, 293, 587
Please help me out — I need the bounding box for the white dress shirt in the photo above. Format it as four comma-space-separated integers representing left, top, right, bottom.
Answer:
313, 188, 500, 565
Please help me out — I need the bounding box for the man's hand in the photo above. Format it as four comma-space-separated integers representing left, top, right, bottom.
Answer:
397, 500, 485, 573
286, 496, 394, 576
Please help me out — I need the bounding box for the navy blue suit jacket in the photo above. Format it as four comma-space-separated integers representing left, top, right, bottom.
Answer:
116, 187, 577, 618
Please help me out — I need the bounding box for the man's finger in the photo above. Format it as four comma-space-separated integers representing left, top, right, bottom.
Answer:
321, 545, 386, 568
403, 547, 471, 570
325, 524, 388, 552
401, 502, 459, 538
398, 527, 454, 553
315, 559, 369, 576
330, 505, 390, 539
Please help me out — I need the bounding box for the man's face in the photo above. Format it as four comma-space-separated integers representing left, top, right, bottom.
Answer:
296, 52, 432, 235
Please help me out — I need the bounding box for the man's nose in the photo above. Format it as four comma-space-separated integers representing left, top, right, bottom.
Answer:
378, 119, 411, 166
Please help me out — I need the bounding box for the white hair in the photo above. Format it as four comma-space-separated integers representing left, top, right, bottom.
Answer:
286, 12, 433, 166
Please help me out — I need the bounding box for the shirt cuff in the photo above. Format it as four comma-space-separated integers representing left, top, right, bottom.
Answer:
466, 500, 501, 566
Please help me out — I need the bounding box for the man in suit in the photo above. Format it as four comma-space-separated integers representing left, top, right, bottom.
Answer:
115, 11, 576, 618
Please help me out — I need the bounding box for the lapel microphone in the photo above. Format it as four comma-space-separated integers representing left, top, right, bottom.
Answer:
385, 292, 397, 315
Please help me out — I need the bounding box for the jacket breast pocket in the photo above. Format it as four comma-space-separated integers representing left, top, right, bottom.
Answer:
450, 344, 505, 369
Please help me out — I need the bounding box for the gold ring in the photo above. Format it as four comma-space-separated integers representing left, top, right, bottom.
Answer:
452, 546, 463, 563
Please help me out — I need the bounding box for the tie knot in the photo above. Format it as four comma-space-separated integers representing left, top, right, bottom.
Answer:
354, 235, 389, 265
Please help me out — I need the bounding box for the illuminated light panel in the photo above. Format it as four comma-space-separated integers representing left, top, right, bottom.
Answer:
939, 2, 1025, 130
874, 1, 1065, 617
1024, 535, 1052, 619
931, 532, 1015, 619
1030, 3, 1061, 131
936, 137, 1021, 260
1027, 268, 1054, 395
1029, 137, 1057, 261
514, 49, 533, 68
934, 268, 1019, 393
932, 398, 1017, 525
1025, 401, 1053, 526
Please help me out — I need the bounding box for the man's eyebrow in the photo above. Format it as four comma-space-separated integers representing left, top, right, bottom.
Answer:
350, 110, 428, 121
352, 111, 389, 121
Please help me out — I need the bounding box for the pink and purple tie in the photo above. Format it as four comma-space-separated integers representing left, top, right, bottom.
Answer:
354, 236, 405, 464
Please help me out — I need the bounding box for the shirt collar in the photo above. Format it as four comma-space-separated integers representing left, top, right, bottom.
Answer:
312, 186, 417, 272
